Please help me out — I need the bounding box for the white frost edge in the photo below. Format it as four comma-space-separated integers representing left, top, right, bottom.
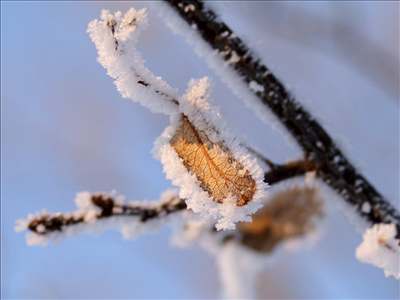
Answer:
15, 189, 179, 246
87, 8, 179, 115
149, 2, 301, 151
356, 223, 400, 279
154, 78, 268, 231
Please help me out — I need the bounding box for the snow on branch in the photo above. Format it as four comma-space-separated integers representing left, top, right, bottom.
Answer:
15, 190, 185, 246
162, 0, 400, 238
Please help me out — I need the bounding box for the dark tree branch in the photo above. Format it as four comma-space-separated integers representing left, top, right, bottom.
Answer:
26, 161, 313, 236
246, 146, 316, 184
264, 159, 316, 185
165, 0, 400, 234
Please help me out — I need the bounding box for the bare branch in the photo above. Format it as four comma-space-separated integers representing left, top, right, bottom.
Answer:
264, 159, 316, 185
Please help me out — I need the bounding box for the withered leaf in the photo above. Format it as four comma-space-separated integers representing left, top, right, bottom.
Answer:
237, 186, 323, 252
170, 114, 256, 206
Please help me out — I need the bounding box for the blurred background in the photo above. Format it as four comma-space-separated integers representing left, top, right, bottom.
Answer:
1, 1, 399, 299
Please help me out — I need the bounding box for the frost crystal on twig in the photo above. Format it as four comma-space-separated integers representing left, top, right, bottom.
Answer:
17, 164, 314, 244
87, 8, 179, 114
356, 223, 400, 279
155, 78, 268, 230
15, 190, 184, 246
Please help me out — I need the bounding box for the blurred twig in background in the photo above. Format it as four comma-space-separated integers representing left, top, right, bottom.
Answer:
211, 1, 399, 100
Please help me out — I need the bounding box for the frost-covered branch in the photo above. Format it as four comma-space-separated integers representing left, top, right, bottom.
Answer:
25, 193, 185, 235
17, 160, 313, 241
16, 190, 185, 245
87, 8, 179, 115
163, 0, 400, 233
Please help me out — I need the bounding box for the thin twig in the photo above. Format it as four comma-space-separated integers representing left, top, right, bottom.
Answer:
165, 0, 400, 234
26, 193, 186, 235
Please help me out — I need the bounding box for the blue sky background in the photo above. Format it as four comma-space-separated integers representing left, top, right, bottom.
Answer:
2, 1, 399, 299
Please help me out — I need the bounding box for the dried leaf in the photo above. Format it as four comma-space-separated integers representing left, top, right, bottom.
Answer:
237, 186, 323, 252
170, 114, 256, 206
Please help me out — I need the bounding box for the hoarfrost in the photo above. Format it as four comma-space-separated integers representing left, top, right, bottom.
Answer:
356, 223, 400, 279
89, 8, 269, 230
15, 190, 180, 246
361, 202, 371, 214
249, 81, 264, 93
154, 78, 268, 230
87, 8, 179, 115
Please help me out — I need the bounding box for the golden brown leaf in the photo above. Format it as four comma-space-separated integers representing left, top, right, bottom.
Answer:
237, 186, 323, 252
170, 114, 256, 206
